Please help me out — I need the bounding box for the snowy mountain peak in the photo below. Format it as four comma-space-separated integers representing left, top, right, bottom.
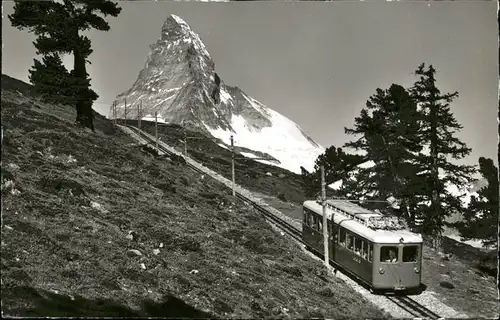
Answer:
162, 15, 191, 38
161, 15, 211, 60
112, 15, 324, 174
170, 14, 189, 27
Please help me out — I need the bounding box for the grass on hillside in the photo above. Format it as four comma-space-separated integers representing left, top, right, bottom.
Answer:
1, 86, 389, 318
419, 242, 498, 319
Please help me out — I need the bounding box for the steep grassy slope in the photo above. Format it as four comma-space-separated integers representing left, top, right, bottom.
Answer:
1, 78, 388, 318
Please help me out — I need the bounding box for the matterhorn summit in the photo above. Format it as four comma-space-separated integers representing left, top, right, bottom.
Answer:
112, 14, 324, 174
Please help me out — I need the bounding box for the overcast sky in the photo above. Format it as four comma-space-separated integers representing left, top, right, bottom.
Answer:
2, 1, 498, 167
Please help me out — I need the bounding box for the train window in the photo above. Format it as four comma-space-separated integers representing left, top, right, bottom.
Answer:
346, 234, 354, 250
303, 210, 308, 226
380, 246, 399, 263
309, 214, 314, 229
403, 246, 419, 262
354, 237, 362, 256
339, 228, 346, 246
313, 215, 319, 231
318, 220, 323, 232
360, 239, 368, 260
367, 243, 373, 262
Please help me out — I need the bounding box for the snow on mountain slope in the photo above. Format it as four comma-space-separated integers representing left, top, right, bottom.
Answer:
327, 160, 375, 191
204, 92, 324, 174
141, 114, 168, 123
111, 14, 324, 174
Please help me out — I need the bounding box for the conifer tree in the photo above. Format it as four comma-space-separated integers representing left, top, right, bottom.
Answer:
9, 0, 121, 130
302, 146, 364, 199
453, 157, 499, 248
343, 84, 423, 219
409, 63, 475, 242
28, 54, 73, 105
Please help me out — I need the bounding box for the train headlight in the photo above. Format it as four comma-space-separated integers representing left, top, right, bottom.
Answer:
378, 268, 385, 274
414, 267, 420, 274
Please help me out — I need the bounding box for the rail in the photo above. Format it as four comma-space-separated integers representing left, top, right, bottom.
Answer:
235, 194, 303, 242
386, 295, 442, 320
120, 124, 443, 320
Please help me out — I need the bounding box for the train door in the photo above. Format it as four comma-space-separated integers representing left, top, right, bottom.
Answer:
378, 245, 405, 290
399, 244, 422, 289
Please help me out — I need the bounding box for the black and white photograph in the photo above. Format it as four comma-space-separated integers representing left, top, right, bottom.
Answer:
1, 0, 498, 318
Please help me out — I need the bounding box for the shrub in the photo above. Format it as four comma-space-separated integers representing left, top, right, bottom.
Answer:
39, 172, 87, 198
277, 192, 287, 202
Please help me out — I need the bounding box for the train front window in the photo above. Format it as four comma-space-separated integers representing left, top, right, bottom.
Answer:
380, 246, 399, 263
403, 246, 419, 262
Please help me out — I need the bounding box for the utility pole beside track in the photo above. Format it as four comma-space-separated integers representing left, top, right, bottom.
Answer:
181, 132, 275, 198
228, 135, 279, 198
155, 111, 158, 151
231, 135, 235, 196
138, 100, 142, 129
124, 98, 127, 126
321, 165, 329, 268
112, 101, 116, 126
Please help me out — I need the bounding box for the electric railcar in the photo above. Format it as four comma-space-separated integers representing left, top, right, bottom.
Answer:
302, 200, 423, 293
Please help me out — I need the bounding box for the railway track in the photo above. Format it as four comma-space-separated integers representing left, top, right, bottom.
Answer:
122, 124, 444, 320
386, 295, 442, 319
235, 193, 303, 242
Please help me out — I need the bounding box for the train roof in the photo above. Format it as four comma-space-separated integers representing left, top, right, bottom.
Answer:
303, 200, 423, 244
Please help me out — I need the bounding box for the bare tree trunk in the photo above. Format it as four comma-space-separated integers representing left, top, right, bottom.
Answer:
73, 46, 94, 131
75, 94, 84, 126
430, 95, 440, 246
